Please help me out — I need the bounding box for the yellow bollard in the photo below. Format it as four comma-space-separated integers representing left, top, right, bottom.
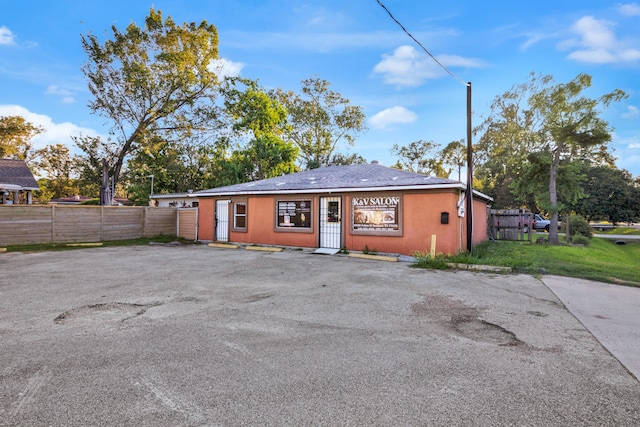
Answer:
430, 234, 437, 258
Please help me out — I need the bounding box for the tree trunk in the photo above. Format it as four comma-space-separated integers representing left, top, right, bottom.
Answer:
100, 159, 110, 206
110, 123, 145, 195
548, 145, 562, 244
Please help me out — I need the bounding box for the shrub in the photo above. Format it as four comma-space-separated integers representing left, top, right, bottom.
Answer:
412, 251, 451, 269
80, 198, 100, 205
362, 245, 377, 255
571, 233, 591, 246
568, 214, 592, 239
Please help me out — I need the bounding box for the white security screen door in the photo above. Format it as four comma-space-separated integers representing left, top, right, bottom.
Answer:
215, 200, 230, 242
319, 196, 341, 249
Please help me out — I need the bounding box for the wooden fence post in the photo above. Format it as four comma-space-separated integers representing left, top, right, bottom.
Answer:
51, 205, 55, 244
143, 207, 148, 237
101, 206, 105, 242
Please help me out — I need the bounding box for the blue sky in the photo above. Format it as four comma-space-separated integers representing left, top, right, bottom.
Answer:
1, 1, 639, 177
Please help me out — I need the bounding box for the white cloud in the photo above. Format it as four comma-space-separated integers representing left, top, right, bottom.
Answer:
0, 105, 100, 151
618, 49, 640, 61
293, 4, 348, 29
369, 106, 417, 129
436, 54, 485, 68
0, 26, 15, 45
520, 33, 549, 50
622, 105, 640, 119
307, 12, 347, 28
574, 16, 616, 49
616, 152, 640, 176
568, 48, 618, 63
46, 85, 76, 104
208, 57, 244, 80
610, 132, 640, 175
373, 45, 484, 87
373, 46, 438, 86
562, 16, 640, 64
619, 3, 640, 16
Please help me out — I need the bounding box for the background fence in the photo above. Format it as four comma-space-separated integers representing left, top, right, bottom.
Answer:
488, 209, 533, 241
177, 208, 198, 241
0, 205, 178, 246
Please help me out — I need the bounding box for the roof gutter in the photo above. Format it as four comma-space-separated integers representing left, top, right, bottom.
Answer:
191, 183, 492, 202
193, 184, 493, 202
195, 183, 471, 197
0, 183, 30, 191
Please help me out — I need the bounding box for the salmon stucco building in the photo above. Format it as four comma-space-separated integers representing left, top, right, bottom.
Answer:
195, 162, 492, 256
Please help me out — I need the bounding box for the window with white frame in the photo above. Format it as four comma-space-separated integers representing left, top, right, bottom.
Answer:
233, 202, 247, 231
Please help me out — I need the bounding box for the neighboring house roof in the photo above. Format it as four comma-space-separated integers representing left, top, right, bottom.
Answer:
0, 158, 39, 191
151, 191, 198, 199
196, 162, 492, 201
48, 195, 131, 205
113, 197, 132, 206
49, 195, 92, 204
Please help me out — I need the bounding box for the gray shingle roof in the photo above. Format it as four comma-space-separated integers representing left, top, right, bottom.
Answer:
197, 163, 463, 196
0, 159, 39, 190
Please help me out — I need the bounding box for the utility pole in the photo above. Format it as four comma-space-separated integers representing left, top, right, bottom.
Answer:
147, 175, 154, 197
374, 1, 474, 252
466, 82, 473, 253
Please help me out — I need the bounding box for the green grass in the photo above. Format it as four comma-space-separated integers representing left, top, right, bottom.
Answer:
2, 235, 190, 253
415, 237, 640, 287
597, 227, 640, 235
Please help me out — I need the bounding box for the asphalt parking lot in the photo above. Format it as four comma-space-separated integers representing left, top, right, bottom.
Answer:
1, 245, 639, 426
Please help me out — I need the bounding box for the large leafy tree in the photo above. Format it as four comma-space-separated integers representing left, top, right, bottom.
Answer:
34, 144, 79, 199
221, 78, 298, 181
274, 77, 367, 169
475, 73, 550, 208
510, 153, 586, 219
207, 145, 252, 188
440, 139, 467, 181
391, 140, 448, 177
574, 164, 639, 223
237, 135, 298, 181
0, 115, 43, 161
222, 78, 288, 139
476, 73, 625, 244
125, 136, 221, 204
328, 152, 368, 166
529, 74, 626, 243
72, 135, 121, 198
81, 8, 220, 202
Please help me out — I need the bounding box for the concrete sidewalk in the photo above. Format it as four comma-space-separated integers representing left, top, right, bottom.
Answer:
592, 233, 640, 240
543, 276, 640, 380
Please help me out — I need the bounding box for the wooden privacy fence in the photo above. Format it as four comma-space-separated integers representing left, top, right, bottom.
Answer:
488, 209, 533, 241
177, 208, 198, 241
0, 205, 178, 246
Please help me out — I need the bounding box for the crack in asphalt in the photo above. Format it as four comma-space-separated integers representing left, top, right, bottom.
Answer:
53, 302, 163, 324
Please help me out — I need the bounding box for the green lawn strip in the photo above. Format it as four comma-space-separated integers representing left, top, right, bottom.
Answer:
592, 226, 640, 235
601, 227, 640, 235
433, 238, 640, 287
539, 241, 638, 284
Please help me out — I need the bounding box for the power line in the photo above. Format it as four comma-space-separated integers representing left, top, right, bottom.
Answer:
376, 0, 474, 253
376, 0, 468, 87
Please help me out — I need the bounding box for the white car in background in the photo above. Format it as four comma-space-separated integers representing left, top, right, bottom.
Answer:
534, 214, 561, 232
